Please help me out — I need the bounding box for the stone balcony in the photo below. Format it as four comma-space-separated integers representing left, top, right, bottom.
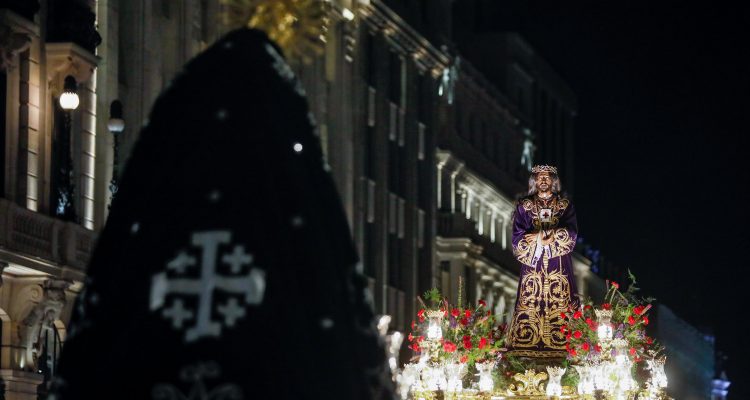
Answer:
0, 198, 94, 281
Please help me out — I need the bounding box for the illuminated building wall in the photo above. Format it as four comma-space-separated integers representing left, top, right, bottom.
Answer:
1, 1, 100, 398
654, 304, 716, 400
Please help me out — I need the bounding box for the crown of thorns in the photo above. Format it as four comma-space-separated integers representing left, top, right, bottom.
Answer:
531, 165, 558, 174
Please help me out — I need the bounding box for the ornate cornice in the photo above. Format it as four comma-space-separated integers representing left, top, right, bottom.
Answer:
359, 0, 450, 77
437, 150, 516, 217
45, 41, 99, 86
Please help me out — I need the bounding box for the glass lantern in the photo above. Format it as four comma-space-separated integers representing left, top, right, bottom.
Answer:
422, 364, 447, 391
575, 365, 595, 395
546, 366, 566, 397
647, 357, 668, 389
398, 363, 422, 399
444, 362, 466, 392
595, 309, 614, 342
425, 310, 444, 341
476, 361, 495, 393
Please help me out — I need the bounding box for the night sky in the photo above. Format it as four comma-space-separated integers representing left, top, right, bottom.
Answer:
476, 1, 750, 398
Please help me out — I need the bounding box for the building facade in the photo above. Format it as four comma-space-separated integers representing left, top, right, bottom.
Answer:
1, 1, 100, 398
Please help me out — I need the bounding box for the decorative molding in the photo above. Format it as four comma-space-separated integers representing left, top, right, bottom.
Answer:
359, 0, 450, 77
0, 9, 38, 71
18, 278, 72, 371
437, 150, 516, 217
45, 41, 99, 87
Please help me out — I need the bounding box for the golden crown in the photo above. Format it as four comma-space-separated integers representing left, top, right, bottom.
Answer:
531, 165, 558, 175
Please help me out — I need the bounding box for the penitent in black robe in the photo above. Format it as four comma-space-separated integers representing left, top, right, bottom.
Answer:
49, 29, 394, 400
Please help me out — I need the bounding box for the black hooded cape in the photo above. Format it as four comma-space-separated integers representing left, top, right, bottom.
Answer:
49, 29, 393, 400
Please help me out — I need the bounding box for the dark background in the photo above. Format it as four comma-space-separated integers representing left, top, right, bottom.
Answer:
477, 1, 750, 398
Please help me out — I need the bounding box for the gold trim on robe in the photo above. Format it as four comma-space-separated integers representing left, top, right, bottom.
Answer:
513, 235, 537, 267
549, 228, 575, 257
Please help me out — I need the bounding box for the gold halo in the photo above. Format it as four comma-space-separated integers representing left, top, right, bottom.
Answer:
222, 0, 330, 64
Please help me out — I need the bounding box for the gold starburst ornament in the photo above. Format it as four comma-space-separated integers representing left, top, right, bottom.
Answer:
222, 0, 331, 63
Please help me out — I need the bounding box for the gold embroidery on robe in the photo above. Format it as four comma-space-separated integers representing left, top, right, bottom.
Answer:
509, 254, 573, 351
513, 235, 537, 267
549, 228, 575, 257
522, 198, 534, 211
528, 196, 568, 231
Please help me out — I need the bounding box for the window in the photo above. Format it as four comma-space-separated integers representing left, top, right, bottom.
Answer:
387, 194, 404, 289
417, 73, 430, 122
364, 88, 377, 180
417, 123, 430, 210
364, 218, 376, 278
363, 179, 377, 278
388, 122, 406, 197
367, 86, 376, 127
364, 34, 376, 85
388, 51, 402, 104
417, 122, 426, 161
0, 70, 6, 197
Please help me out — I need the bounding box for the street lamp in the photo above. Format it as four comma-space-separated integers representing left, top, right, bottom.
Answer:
107, 100, 124, 207
59, 76, 80, 110
56, 75, 79, 221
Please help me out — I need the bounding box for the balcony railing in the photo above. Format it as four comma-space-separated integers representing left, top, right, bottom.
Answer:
0, 198, 94, 279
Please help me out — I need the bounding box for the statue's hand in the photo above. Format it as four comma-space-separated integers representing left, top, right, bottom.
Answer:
541, 230, 555, 245
523, 233, 538, 244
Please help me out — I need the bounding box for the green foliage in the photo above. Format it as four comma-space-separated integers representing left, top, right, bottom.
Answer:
423, 288, 442, 306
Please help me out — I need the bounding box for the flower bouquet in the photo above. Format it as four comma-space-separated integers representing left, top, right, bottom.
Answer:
561, 272, 666, 397
407, 288, 503, 367
561, 276, 663, 364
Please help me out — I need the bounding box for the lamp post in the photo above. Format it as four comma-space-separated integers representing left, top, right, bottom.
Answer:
107, 100, 124, 208
56, 75, 79, 221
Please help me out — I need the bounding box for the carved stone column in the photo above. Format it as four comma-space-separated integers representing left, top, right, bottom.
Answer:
1, 9, 38, 207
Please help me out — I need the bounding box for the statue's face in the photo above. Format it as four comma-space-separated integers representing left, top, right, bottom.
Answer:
536, 172, 552, 193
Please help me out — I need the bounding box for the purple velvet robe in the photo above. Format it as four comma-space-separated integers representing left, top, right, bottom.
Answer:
507, 194, 580, 358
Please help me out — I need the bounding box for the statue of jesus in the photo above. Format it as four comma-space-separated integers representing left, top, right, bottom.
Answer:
507, 165, 580, 358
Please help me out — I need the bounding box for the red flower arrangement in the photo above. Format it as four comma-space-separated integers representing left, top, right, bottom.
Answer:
562, 273, 664, 364
407, 288, 503, 366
